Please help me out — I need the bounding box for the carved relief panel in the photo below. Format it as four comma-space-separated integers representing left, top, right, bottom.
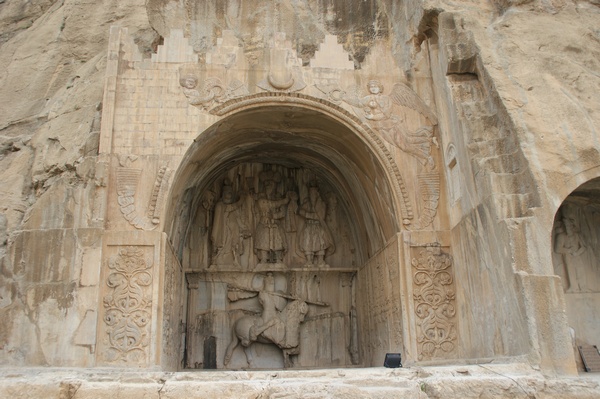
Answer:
356, 235, 403, 366
183, 163, 360, 369
410, 243, 457, 361
185, 270, 356, 369
96, 232, 163, 368
97, 245, 155, 365
552, 200, 600, 353
552, 202, 600, 294
110, 155, 172, 231
184, 163, 357, 273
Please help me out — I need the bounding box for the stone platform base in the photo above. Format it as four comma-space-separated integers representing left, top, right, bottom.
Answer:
0, 363, 599, 398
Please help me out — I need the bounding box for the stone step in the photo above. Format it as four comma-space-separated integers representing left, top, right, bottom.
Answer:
0, 364, 598, 399
490, 172, 536, 195
494, 192, 535, 219
467, 137, 517, 160
475, 153, 524, 174
461, 101, 496, 119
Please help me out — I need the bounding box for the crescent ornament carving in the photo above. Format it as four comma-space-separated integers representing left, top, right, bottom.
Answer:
267, 70, 295, 90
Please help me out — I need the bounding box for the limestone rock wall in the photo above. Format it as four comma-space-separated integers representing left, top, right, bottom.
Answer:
425, 0, 600, 373
0, 0, 156, 366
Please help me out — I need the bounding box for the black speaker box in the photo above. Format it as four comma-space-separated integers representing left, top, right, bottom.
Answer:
383, 353, 402, 368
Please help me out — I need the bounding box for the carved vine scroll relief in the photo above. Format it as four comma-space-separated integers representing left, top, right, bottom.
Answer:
411, 243, 457, 361
101, 246, 153, 364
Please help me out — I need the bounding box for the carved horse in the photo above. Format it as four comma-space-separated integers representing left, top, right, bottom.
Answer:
223, 300, 309, 368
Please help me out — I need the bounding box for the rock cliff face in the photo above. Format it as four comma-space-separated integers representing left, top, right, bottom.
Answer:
0, 0, 156, 365
0, 0, 598, 378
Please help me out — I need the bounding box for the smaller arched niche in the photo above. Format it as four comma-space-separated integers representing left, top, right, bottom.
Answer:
165, 105, 403, 370
551, 178, 600, 369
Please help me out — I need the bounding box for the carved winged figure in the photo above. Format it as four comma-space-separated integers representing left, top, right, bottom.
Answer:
180, 75, 248, 110
318, 80, 439, 170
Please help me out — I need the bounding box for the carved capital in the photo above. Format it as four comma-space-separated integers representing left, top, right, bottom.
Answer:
186, 273, 201, 289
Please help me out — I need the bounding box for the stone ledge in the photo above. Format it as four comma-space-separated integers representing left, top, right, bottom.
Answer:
0, 363, 599, 398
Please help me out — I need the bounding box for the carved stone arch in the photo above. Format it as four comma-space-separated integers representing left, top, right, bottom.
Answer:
556, 166, 600, 211
551, 177, 600, 372
209, 92, 414, 226
165, 101, 407, 260
161, 96, 414, 370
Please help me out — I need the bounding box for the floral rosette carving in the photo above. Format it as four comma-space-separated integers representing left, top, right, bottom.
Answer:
411, 243, 456, 360
103, 246, 153, 363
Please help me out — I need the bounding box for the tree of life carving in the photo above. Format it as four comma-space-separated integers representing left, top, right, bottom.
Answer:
411, 243, 457, 360
102, 246, 153, 363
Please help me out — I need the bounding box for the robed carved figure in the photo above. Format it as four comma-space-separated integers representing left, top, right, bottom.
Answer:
253, 171, 294, 265
297, 182, 335, 267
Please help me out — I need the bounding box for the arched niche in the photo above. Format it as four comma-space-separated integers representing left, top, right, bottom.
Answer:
551, 177, 600, 370
163, 103, 405, 370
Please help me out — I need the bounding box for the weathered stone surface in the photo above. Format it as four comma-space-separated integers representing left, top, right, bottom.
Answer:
0, 364, 599, 398
0, 0, 599, 388
146, 0, 389, 67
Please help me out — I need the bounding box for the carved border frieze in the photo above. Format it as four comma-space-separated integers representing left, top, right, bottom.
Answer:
415, 173, 441, 229
162, 243, 183, 369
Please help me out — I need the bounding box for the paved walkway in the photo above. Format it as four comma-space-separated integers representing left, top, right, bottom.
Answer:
0, 363, 599, 398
